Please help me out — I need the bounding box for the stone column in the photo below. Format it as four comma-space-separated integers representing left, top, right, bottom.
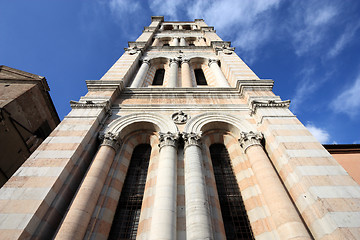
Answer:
208, 59, 230, 87
180, 37, 187, 46
239, 132, 311, 240
183, 132, 213, 240
130, 59, 150, 88
152, 37, 160, 46
149, 132, 179, 240
168, 58, 179, 87
181, 58, 193, 87
55, 132, 120, 240
172, 37, 179, 46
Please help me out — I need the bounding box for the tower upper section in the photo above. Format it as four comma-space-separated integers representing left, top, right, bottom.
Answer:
100, 16, 260, 88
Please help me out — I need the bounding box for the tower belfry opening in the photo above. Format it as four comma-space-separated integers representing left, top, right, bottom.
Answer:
1, 16, 359, 240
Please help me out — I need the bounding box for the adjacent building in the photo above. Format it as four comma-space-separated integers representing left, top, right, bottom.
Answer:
0, 17, 359, 240
0, 65, 60, 187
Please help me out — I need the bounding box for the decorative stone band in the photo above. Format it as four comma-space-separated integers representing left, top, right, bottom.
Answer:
208, 58, 219, 67
250, 99, 291, 115
99, 132, 121, 151
183, 132, 202, 149
238, 131, 263, 153
70, 100, 110, 110
158, 131, 180, 149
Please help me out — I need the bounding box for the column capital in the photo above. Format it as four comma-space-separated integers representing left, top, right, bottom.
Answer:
141, 58, 151, 65
158, 131, 180, 149
181, 58, 190, 64
99, 132, 121, 151
208, 58, 219, 67
169, 58, 179, 66
238, 131, 263, 152
183, 132, 202, 149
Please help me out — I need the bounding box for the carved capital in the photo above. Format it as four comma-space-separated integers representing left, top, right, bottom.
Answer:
238, 131, 263, 152
142, 58, 150, 66
169, 58, 179, 66
208, 58, 219, 67
250, 99, 290, 115
181, 58, 190, 64
158, 132, 180, 149
99, 132, 121, 151
183, 132, 202, 149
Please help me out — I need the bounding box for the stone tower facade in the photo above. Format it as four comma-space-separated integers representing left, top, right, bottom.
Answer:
0, 16, 360, 240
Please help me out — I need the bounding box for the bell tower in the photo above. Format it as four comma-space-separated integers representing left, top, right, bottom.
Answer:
0, 16, 360, 240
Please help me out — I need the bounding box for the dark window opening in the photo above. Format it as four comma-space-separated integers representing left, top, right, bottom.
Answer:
183, 25, 191, 30
210, 144, 254, 240
163, 43, 170, 46
194, 69, 207, 85
189, 43, 195, 46
108, 144, 152, 240
152, 68, 165, 85
163, 25, 173, 30
35, 121, 51, 139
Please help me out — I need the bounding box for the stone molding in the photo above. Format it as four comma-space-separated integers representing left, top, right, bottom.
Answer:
172, 110, 190, 124
183, 132, 202, 149
215, 44, 235, 55
99, 132, 121, 151
158, 131, 180, 149
250, 99, 290, 115
70, 100, 110, 111
86, 80, 124, 92
238, 131, 263, 152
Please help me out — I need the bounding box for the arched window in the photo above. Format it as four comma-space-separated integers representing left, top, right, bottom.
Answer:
108, 144, 151, 240
194, 69, 207, 85
163, 43, 170, 46
209, 144, 254, 240
152, 68, 165, 85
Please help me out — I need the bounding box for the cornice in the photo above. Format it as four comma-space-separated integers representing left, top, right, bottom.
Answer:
70, 100, 110, 110
86, 80, 124, 91
250, 99, 291, 115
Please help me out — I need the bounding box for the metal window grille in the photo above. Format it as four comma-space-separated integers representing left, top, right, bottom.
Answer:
108, 144, 151, 240
210, 144, 254, 240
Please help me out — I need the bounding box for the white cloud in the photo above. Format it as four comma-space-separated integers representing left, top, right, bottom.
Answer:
148, 0, 187, 20
185, 0, 282, 62
327, 22, 360, 58
288, 1, 338, 56
331, 74, 360, 118
305, 123, 330, 143
109, 0, 141, 14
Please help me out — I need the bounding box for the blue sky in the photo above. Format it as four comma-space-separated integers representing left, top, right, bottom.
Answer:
1, 0, 360, 144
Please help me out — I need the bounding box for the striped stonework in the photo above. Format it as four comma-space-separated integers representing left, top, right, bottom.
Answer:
202, 130, 277, 239
219, 52, 260, 87
0, 111, 105, 240
259, 116, 360, 239
84, 131, 159, 240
